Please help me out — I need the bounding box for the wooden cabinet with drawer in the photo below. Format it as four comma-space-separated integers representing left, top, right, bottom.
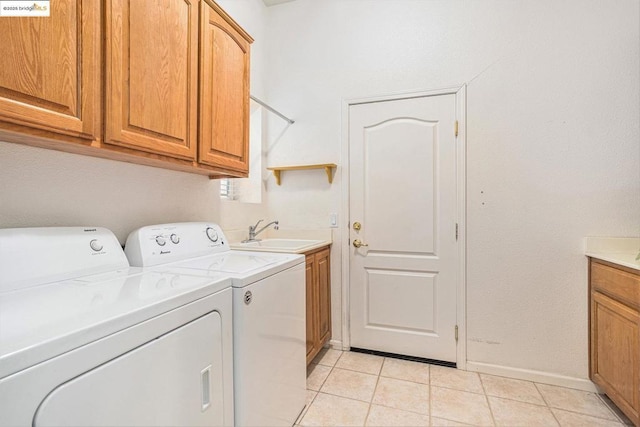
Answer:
305, 246, 331, 365
589, 258, 640, 426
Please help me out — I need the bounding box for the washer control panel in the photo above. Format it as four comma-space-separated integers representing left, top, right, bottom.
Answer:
205, 227, 219, 243
0, 227, 129, 292
89, 239, 104, 252
125, 223, 229, 267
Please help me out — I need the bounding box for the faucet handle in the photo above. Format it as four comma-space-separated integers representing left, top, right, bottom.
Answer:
250, 219, 263, 231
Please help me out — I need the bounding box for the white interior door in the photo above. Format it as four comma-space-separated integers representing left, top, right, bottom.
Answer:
349, 94, 458, 363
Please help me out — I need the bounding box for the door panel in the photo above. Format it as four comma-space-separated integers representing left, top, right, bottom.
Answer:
366, 269, 436, 332
591, 291, 639, 419
349, 94, 458, 362
0, 0, 99, 140
199, 0, 251, 173
105, 0, 198, 160
364, 119, 437, 254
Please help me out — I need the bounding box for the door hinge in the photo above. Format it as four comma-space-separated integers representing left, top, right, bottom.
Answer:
455, 223, 458, 241
455, 325, 459, 341
454, 120, 459, 137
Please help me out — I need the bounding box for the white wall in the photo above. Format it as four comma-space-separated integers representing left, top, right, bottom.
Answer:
0, 142, 221, 244
216, 0, 271, 231
263, 0, 640, 383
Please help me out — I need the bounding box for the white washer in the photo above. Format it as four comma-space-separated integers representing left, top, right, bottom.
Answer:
125, 222, 307, 427
0, 227, 234, 427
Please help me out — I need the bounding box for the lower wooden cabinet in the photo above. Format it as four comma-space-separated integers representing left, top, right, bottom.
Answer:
589, 258, 640, 426
305, 246, 331, 365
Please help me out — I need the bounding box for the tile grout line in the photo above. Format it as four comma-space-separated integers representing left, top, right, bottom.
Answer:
533, 382, 562, 426
596, 393, 630, 425
428, 364, 432, 427
308, 351, 625, 427
362, 357, 386, 427
548, 406, 627, 423
534, 382, 623, 424
481, 393, 562, 408
478, 372, 497, 426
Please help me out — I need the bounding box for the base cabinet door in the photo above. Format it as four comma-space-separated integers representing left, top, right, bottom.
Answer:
305, 255, 318, 363
306, 246, 332, 365
0, 0, 100, 142
590, 259, 640, 426
104, 0, 199, 161
316, 248, 332, 348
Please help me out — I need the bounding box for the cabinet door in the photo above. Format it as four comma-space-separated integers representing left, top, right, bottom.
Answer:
316, 248, 332, 347
199, 0, 251, 175
591, 291, 639, 423
0, 0, 99, 142
306, 255, 318, 363
105, 0, 198, 161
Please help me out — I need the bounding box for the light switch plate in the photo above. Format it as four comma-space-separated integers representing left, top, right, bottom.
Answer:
329, 213, 338, 228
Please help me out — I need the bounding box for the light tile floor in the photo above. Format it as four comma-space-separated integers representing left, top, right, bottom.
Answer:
298, 349, 633, 427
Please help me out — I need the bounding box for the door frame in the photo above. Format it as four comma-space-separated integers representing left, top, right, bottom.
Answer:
340, 85, 467, 369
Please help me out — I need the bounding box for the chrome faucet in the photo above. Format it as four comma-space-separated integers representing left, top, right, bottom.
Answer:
243, 219, 279, 243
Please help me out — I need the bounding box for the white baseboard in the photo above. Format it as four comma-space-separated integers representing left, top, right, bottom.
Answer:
328, 339, 344, 350
466, 361, 600, 393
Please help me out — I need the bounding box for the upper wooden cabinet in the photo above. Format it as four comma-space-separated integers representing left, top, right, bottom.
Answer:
199, 0, 251, 174
0, 0, 252, 178
104, 0, 199, 161
0, 0, 100, 144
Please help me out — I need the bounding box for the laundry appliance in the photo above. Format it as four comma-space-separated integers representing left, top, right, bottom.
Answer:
125, 222, 307, 426
0, 226, 234, 426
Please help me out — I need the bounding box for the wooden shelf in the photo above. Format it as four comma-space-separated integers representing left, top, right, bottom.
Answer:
267, 163, 337, 185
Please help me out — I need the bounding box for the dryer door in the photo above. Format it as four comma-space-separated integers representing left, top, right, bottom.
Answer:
34, 312, 225, 427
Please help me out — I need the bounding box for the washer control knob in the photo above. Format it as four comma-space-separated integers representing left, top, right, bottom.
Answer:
155, 236, 166, 246
89, 239, 103, 252
170, 233, 180, 244
205, 227, 219, 242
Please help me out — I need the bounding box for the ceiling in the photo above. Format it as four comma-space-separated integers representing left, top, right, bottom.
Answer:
262, 0, 297, 6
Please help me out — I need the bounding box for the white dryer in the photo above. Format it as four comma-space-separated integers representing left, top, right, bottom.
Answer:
125, 222, 307, 427
0, 227, 234, 427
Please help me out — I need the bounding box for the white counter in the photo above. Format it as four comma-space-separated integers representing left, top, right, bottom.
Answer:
227, 229, 332, 254
585, 237, 640, 271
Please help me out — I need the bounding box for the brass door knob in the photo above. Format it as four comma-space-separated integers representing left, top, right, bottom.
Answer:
353, 239, 369, 248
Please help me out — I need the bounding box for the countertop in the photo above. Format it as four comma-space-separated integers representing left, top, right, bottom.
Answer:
585, 237, 640, 271
227, 229, 332, 254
